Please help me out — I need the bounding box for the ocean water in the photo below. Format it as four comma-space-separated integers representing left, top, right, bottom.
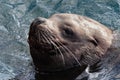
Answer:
0, 0, 120, 80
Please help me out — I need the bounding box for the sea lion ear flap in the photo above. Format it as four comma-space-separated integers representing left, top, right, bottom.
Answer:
88, 37, 98, 46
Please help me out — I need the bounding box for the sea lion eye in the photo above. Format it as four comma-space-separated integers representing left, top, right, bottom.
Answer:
63, 28, 74, 36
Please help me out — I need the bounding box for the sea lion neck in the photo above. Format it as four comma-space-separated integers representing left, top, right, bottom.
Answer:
35, 65, 87, 80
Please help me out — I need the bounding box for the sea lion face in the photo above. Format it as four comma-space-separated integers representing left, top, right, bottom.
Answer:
28, 13, 113, 72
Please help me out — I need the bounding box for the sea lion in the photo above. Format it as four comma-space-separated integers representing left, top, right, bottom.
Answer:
28, 13, 113, 80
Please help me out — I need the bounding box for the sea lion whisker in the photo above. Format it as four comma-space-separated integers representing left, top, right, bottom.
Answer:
45, 31, 69, 54
36, 29, 40, 42
46, 32, 81, 66
37, 30, 46, 43
41, 32, 51, 44
43, 32, 66, 66
50, 41, 66, 66
48, 34, 81, 66
38, 30, 45, 43
40, 33, 48, 43
62, 44, 81, 66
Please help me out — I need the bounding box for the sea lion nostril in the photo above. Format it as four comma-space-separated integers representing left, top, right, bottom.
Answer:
34, 17, 46, 25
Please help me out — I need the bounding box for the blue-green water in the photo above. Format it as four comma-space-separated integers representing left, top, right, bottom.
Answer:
0, 0, 120, 80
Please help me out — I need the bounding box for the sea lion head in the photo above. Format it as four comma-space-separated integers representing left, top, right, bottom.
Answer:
28, 13, 113, 72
